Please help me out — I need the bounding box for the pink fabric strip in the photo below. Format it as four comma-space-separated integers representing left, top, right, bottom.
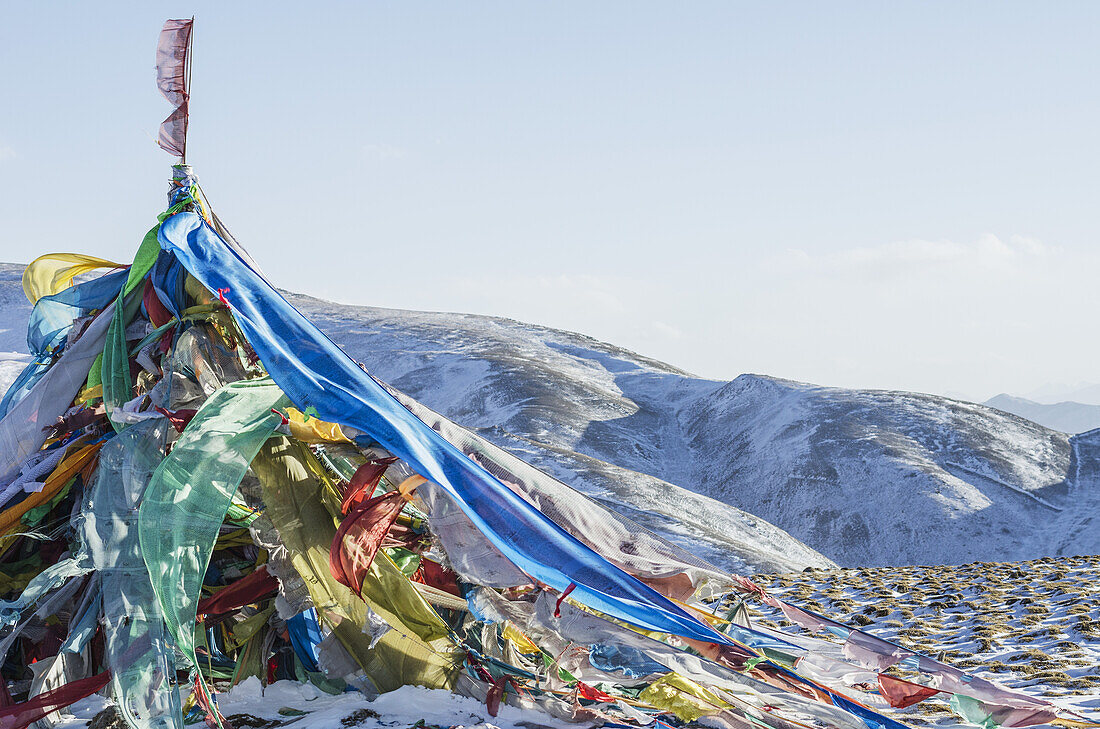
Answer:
155, 19, 193, 157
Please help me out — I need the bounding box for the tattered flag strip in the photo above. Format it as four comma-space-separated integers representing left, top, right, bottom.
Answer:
155, 18, 193, 157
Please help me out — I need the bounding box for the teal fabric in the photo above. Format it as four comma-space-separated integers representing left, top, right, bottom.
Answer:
950, 694, 999, 729
138, 377, 287, 703
102, 289, 144, 431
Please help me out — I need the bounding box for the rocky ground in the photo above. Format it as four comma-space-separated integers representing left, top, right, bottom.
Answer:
750, 555, 1100, 724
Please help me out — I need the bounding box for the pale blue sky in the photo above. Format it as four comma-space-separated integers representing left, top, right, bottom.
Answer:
2, 2, 1099, 401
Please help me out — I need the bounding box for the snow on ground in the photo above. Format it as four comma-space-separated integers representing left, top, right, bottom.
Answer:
212, 680, 576, 729
57, 681, 579, 729
749, 556, 1100, 726
48, 556, 1099, 729
0, 352, 29, 396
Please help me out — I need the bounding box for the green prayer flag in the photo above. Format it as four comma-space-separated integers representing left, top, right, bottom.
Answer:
138, 377, 287, 709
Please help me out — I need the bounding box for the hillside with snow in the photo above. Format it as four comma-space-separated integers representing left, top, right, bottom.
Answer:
286, 292, 1100, 568
4, 262, 1099, 569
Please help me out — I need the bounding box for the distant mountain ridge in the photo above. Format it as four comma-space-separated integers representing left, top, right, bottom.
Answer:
984, 393, 1100, 434
3, 262, 1098, 569
1025, 381, 1100, 406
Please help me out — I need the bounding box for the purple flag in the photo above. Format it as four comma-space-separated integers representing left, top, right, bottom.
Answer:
155, 18, 193, 157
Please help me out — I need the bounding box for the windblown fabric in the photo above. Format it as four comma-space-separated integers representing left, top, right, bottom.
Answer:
0, 672, 110, 729
340, 458, 395, 514
0, 441, 100, 540
1, 170, 1091, 729
21, 253, 124, 305
28, 269, 127, 359
877, 675, 939, 710
87, 420, 183, 729
0, 306, 113, 486
329, 489, 409, 595
763, 595, 1065, 720
0, 268, 127, 420
197, 565, 278, 618
251, 437, 459, 693
155, 19, 193, 157
286, 609, 324, 673
138, 377, 286, 689
159, 211, 735, 645
470, 588, 869, 729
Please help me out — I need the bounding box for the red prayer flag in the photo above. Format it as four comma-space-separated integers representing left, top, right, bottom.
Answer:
877, 673, 939, 709
142, 280, 173, 328
197, 565, 279, 621
412, 558, 462, 597
341, 458, 397, 515
486, 676, 507, 717
0, 672, 110, 729
153, 406, 198, 433
576, 682, 615, 703
155, 19, 193, 158
329, 490, 407, 594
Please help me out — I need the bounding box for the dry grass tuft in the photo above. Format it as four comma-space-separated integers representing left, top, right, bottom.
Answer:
749, 554, 1099, 706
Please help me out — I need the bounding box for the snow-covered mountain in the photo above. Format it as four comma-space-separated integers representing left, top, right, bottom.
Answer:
676, 377, 1100, 566
285, 290, 1100, 568
4, 263, 1098, 569
984, 393, 1100, 434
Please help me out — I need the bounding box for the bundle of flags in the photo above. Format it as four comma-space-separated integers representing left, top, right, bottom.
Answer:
0, 18, 1093, 729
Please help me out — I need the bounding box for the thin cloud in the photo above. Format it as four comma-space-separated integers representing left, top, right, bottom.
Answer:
451, 273, 631, 316
768, 234, 1054, 278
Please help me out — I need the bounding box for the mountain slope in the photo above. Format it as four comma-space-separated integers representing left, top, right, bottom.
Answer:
285, 290, 1100, 567
675, 376, 1099, 566
985, 393, 1100, 434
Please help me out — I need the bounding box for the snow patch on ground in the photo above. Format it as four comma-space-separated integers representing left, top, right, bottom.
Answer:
58, 681, 581, 729
749, 556, 1100, 726
0, 353, 29, 396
